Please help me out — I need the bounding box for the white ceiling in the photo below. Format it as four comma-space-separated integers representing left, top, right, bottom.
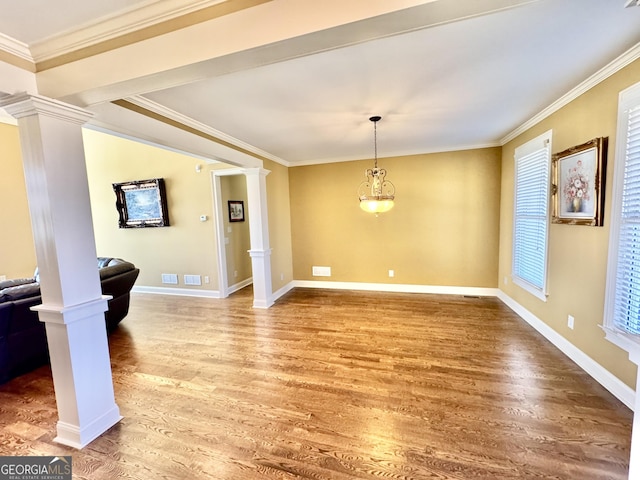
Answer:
0, 0, 154, 44
1, 0, 640, 165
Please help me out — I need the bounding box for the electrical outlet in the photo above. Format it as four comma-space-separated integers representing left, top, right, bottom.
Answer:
504, 276, 508, 285
388, 270, 395, 278
0, 275, 6, 281
204, 276, 210, 284
567, 315, 575, 330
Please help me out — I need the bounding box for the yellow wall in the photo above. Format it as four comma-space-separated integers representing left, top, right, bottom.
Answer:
2, 125, 295, 298
289, 148, 501, 286
83, 129, 219, 291
220, 175, 251, 284
499, 59, 640, 389
0, 123, 37, 278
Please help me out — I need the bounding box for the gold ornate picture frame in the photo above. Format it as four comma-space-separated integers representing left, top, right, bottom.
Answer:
551, 137, 607, 226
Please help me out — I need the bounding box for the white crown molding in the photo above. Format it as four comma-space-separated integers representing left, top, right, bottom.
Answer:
30, 0, 226, 63
84, 120, 221, 163
0, 108, 18, 126
101, 95, 501, 167
292, 142, 502, 167
124, 95, 288, 165
501, 41, 640, 145
0, 32, 34, 63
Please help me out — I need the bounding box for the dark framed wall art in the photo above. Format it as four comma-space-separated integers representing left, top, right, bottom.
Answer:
551, 137, 608, 226
228, 200, 245, 222
113, 178, 170, 228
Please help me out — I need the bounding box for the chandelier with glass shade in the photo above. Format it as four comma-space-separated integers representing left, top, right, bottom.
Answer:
358, 116, 395, 214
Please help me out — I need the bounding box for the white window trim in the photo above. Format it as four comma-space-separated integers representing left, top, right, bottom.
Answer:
511, 130, 552, 302
512, 277, 548, 302
603, 81, 640, 359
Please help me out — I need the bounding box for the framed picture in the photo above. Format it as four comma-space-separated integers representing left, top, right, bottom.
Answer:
112, 178, 170, 228
551, 137, 608, 226
228, 200, 245, 222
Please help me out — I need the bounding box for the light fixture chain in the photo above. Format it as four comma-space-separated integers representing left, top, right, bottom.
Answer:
373, 119, 378, 169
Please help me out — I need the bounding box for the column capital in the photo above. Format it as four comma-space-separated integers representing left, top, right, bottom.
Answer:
0, 93, 93, 124
242, 167, 271, 177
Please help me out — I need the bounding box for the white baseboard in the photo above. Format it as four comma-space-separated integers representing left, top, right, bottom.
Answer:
498, 291, 636, 411
228, 277, 253, 295
292, 280, 499, 297
132, 285, 220, 298
271, 281, 295, 304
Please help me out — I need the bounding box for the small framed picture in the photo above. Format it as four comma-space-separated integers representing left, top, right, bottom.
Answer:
228, 200, 245, 222
112, 178, 169, 228
551, 137, 608, 226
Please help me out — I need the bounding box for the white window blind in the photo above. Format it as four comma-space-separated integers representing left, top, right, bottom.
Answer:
611, 104, 640, 336
512, 131, 551, 300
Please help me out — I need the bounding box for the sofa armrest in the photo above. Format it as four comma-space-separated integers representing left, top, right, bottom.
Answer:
99, 260, 136, 281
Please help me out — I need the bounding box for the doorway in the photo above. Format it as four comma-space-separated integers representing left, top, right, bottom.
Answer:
212, 170, 252, 297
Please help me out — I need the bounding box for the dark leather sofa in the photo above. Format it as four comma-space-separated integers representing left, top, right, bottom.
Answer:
0, 257, 139, 384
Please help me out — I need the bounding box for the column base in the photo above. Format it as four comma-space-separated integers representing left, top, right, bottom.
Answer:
54, 406, 122, 449
248, 248, 273, 308
36, 298, 121, 449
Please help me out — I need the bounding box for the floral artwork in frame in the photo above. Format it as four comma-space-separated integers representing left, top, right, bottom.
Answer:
551, 137, 607, 226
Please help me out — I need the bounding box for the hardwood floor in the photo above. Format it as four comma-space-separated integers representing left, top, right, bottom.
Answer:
0, 288, 633, 479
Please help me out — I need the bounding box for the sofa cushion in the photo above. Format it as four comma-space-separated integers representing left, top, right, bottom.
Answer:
0, 283, 41, 302
0, 278, 36, 290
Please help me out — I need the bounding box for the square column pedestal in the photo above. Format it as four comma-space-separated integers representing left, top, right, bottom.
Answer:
0, 93, 121, 448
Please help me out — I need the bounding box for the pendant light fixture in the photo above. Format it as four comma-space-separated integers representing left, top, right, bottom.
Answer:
358, 115, 395, 213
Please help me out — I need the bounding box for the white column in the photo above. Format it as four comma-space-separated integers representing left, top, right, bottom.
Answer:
243, 168, 273, 308
0, 93, 121, 448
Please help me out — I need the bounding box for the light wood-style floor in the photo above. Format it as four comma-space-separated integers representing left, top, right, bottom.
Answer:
0, 288, 633, 479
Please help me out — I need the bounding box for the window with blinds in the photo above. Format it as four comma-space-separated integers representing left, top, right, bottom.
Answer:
512, 130, 552, 301
605, 82, 640, 349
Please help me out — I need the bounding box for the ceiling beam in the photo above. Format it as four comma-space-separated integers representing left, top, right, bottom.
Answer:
34, 0, 537, 107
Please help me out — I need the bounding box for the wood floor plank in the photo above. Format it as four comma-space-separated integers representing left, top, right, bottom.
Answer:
0, 287, 633, 479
